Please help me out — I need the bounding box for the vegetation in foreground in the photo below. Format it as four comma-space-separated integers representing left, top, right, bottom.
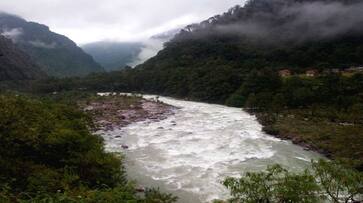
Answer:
0, 94, 177, 203
220, 159, 363, 203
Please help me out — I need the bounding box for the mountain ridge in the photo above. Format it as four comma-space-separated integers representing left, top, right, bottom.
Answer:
0, 13, 104, 77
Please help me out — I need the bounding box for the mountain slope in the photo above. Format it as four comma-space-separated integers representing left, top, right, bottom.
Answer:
82, 41, 142, 71
0, 13, 104, 77
133, 0, 363, 102
0, 35, 45, 81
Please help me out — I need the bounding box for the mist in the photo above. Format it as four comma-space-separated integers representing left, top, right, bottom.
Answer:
29, 40, 57, 49
196, 0, 363, 43
0, 0, 244, 44
128, 29, 180, 67
128, 39, 164, 67
0, 28, 23, 42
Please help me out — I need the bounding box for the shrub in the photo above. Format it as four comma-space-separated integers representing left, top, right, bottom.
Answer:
223, 160, 363, 203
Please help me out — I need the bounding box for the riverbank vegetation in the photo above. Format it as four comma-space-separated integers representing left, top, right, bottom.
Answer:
239, 72, 363, 170
221, 159, 363, 203
0, 94, 177, 203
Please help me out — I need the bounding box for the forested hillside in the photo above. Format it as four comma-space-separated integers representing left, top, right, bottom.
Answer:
0, 13, 104, 77
132, 0, 363, 101
0, 35, 45, 81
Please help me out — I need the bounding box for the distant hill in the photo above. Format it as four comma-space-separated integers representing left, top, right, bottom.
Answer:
0, 35, 45, 81
0, 13, 104, 77
82, 42, 142, 71
82, 29, 180, 71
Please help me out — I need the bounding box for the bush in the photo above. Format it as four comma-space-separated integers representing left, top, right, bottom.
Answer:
0, 94, 178, 203
262, 125, 279, 135
225, 94, 246, 107
0, 95, 123, 193
223, 160, 363, 203
223, 165, 320, 203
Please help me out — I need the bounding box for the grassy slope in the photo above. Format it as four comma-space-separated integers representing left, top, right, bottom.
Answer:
259, 109, 363, 169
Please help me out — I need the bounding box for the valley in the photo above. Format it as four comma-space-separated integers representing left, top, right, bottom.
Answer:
0, 0, 363, 202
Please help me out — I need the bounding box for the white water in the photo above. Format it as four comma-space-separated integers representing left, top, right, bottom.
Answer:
99, 96, 322, 203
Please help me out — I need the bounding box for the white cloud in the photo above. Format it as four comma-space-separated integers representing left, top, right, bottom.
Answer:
0, 28, 23, 42
0, 0, 245, 44
29, 40, 57, 49
128, 38, 164, 67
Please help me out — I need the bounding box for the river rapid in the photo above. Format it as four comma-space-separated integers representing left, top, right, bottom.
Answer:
98, 96, 322, 203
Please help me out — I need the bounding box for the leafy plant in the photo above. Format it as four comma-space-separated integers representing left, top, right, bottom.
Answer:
223, 160, 363, 203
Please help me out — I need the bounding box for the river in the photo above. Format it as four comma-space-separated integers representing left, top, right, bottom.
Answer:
98, 96, 322, 203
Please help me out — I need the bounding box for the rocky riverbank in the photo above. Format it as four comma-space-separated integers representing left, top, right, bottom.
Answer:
79, 94, 176, 131
254, 112, 332, 158
254, 110, 363, 170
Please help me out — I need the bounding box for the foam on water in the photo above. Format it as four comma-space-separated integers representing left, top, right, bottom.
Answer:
99, 96, 322, 203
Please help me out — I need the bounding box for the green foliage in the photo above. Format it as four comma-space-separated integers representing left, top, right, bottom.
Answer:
0, 94, 177, 203
267, 107, 363, 169
223, 160, 362, 203
312, 160, 363, 203
144, 188, 179, 203
225, 94, 246, 107
223, 165, 320, 203
0, 94, 121, 191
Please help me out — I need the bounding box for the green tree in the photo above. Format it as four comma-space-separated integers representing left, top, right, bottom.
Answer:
312, 160, 363, 203
144, 188, 179, 203
223, 165, 320, 203
0, 94, 178, 203
223, 160, 363, 203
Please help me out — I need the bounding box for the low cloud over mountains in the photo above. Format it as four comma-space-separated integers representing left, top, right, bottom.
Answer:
181, 0, 363, 44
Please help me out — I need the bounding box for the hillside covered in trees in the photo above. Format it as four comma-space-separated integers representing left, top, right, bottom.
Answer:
0, 13, 104, 77
0, 35, 45, 81
132, 0, 363, 101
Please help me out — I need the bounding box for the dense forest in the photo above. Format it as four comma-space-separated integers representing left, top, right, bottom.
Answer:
0, 35, 45, 81
0, 94, 178, 202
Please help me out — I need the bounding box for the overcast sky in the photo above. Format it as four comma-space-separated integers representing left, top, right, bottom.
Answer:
0, 0, 245, 44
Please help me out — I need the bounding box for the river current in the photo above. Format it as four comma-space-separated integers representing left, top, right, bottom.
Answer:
99, 96, 321, 203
